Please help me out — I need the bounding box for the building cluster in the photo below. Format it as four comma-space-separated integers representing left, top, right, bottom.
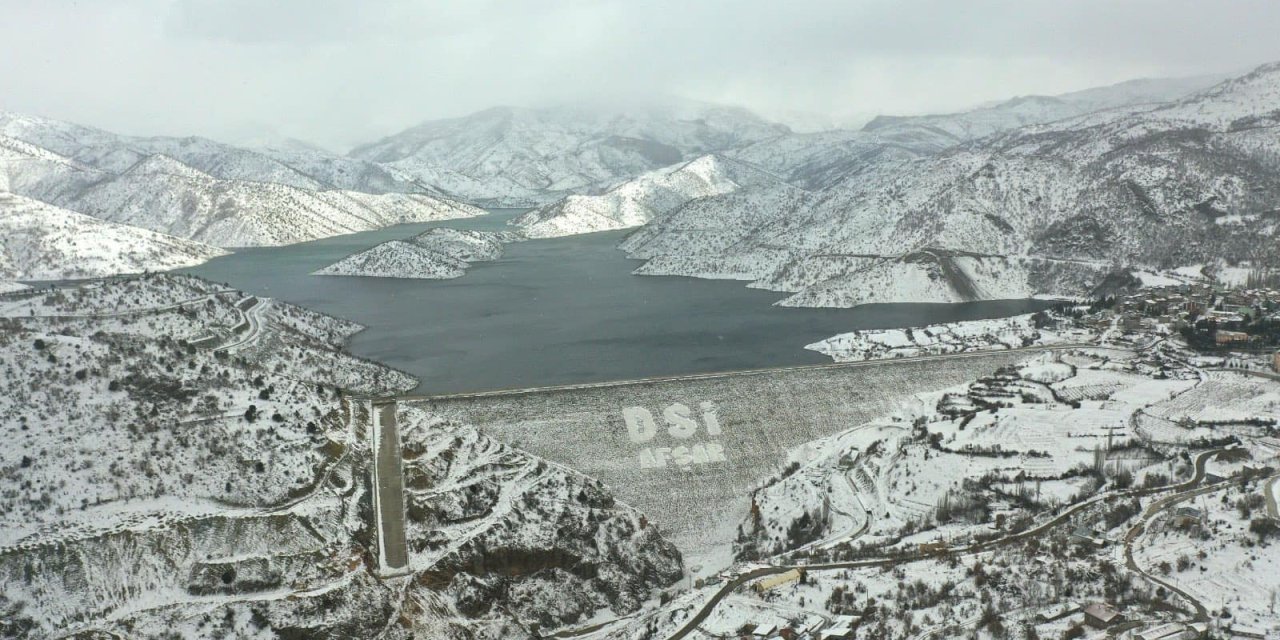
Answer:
1116, 284, 1280, 329
1103, 285, 1280, 366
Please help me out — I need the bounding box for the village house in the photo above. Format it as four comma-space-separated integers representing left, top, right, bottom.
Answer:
1082, 602, 1122, 628
1132, 621, 1204, 640
1171, 506, 1204, 528
1216, 329, 1250, 345
817, 615, 860, 640
753, 569, 804, 594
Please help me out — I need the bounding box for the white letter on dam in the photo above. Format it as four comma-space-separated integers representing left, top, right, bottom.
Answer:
623, 406, 657, 443
664, 402, 699, 439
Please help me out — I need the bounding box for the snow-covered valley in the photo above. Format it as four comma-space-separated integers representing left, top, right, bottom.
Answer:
4, 48, 1280, 640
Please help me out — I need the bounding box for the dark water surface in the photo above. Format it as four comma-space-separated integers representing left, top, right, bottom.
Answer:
183, 209, 1052, 394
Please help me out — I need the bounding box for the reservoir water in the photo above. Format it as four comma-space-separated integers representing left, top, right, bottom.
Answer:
182, 209, 1052, 394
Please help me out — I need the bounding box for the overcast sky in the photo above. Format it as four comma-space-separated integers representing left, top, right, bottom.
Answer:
2, 0, 1278, 150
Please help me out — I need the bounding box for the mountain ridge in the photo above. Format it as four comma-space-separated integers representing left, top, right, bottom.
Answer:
618, 62, 1280, 307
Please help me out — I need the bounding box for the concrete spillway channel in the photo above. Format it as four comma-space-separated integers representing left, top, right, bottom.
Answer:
369, 398, 411, 577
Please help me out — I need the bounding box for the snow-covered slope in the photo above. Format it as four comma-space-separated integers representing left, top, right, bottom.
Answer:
314, 227, 520, 279
730, 73, 1224, 191
623, 63, 1280, 307
0, 142, 486, 248
512, 154, 797, 238
0, 133, 104, 201
0, 274, 680, 638
349, 102, 790, 206
0, 192, 226, 280
859, 73, 1227, 147
0, 113, 489, 248
57, 158, 486, 247
0, 111, 430, 195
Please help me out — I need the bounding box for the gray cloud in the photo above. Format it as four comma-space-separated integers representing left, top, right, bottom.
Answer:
0, 0, 1277, 149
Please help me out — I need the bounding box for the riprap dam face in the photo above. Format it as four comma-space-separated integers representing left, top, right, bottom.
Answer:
406, 351, 1034, 563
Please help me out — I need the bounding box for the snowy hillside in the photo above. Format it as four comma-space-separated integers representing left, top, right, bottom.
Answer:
512, 154, 793, 238
55, 160, 486, 247
0, 111, 487, 250
729, 73, 1223, 191
622, 63, 1280, 307
0, 274, 680, 638
0, 137, 486, 248
0, 111, 429, 194
314, 227, 520, 279
806, 314, 1054, 362
349, 102, 789, 206
859, 73, 1226, 147
0, 192, 225, 280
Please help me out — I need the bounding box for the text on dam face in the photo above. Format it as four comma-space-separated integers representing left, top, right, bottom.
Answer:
622, 401, 728, 469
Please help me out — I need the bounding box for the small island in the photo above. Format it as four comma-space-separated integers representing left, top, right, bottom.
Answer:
312, 227, 523, 279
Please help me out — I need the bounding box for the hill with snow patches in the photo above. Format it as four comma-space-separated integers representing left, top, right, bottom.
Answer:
0, 75, 1239, 279
618, 63, 1280, 307
314, 227, 522, 279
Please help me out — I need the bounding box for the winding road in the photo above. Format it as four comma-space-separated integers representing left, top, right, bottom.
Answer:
215, 298, 270, 353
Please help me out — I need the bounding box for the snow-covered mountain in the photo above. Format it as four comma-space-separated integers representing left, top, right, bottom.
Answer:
0, 126, 487, 248
0, 192, 225, 280
729, 73, 1226, 191
54, 155, 486, 247
859, 73, 1228, 147
314, 227, 520, 279
621, 63, 1280, 307
348, 102, 790, 206
511, 154, 795, 238
0, 111, 434, 195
